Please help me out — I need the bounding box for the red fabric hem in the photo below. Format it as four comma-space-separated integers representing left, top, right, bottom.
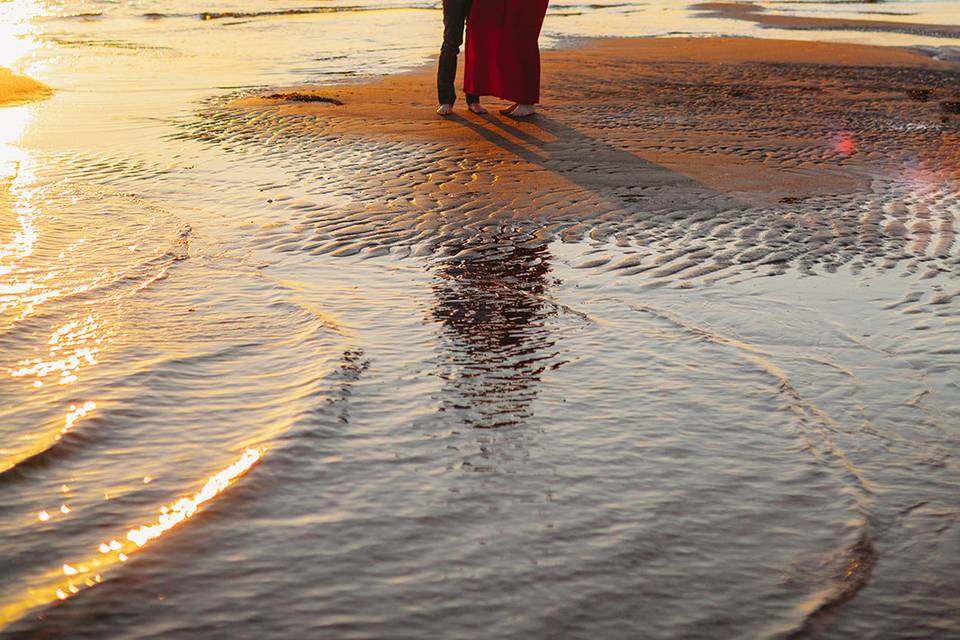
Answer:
461, 86, 541, 105
463, 0, 548, 108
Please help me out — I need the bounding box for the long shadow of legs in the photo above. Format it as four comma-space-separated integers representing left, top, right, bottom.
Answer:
447, 112, 765, 282
450, 112, 746, 222
450, 111, 932, 281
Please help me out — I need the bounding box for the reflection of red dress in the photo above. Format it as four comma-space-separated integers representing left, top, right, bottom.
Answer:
464, 0, 549, 105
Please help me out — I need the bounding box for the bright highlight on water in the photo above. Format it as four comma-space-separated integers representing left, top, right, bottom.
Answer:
2, 447, 264, 625
0, 1, 958, 638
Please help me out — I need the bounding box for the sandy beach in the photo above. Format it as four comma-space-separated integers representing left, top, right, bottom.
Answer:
220, 37, 960, 283
696, 2, 960, 39
2, 2, 959, 638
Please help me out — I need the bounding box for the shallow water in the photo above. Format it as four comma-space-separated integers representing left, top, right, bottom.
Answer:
1, 1, 959, 638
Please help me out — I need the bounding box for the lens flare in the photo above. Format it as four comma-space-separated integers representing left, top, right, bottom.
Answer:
832, 131, 857, 158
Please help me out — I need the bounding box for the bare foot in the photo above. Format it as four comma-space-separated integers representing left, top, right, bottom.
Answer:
437, 104, 453, 116
509, 104, 536, 118
499, 103, 519, 115
468, 102, 488, 115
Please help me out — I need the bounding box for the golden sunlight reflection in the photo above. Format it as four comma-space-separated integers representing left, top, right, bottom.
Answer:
0, 107, 39, 336
0, 107, 35, 289
1, 255, 131, 326
0, 106, 30, 180
8, 313, 109, 386
0, 0, 42, 70
124, 448, 264, 546
1, 448, 265, 628
2, 401, 96, 475
63, 401, 97, 435
0, 204, 35, 279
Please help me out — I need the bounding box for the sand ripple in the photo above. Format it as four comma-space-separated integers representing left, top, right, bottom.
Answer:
178, 39, 960, 287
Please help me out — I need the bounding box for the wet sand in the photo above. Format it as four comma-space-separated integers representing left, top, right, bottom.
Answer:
217, 37, 960, 282
695, 3, 960, 39
0, 68, 51, 107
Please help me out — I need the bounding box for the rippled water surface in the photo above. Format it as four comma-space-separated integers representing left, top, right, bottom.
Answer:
1, 0, 959, 638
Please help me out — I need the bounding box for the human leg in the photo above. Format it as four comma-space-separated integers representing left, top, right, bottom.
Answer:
437, 0, 473, 107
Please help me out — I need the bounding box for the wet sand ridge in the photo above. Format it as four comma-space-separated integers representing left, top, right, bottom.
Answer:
204, 37, 960, 285
695, 3, 960, 40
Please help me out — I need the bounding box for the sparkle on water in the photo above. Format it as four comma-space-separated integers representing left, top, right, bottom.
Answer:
2, 448, 265, 625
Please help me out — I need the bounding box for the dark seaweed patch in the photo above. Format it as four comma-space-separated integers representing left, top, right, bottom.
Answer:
264, 93, 344, 106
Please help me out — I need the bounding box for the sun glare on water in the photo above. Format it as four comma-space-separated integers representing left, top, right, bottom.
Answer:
0, 0, 42, 70
0, 106, 30, 180
0, 448, 266, 629
0, 3, 41, 319
0, 0, 44, 175
124, 447, 265, 548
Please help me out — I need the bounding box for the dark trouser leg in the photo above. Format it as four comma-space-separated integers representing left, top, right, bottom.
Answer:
438, 0, 478, 105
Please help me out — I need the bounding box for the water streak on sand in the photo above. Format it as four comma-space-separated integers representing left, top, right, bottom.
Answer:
608, 297, 885, 635
696, 2, 960, 39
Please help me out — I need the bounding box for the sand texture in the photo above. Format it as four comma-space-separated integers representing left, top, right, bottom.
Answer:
189, 37, 960, 286
0, 67, 51, 107
695, 2, 960, 39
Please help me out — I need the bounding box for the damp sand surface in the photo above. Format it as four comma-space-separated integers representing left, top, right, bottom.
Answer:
695, 2, 960, 39
0, 68, 50, 107
229, 37, 960, 269
2, 21, 960, 640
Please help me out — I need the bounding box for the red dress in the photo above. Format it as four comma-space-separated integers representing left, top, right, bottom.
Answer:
464, 0, 549, 105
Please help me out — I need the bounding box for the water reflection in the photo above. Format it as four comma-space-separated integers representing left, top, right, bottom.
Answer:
0, 447, 265, 628
0, 106, 35, 284
0, 0, 41, 70
9, 312, 109, 386
431, 228, 558, 431
0, 106, 30, 179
